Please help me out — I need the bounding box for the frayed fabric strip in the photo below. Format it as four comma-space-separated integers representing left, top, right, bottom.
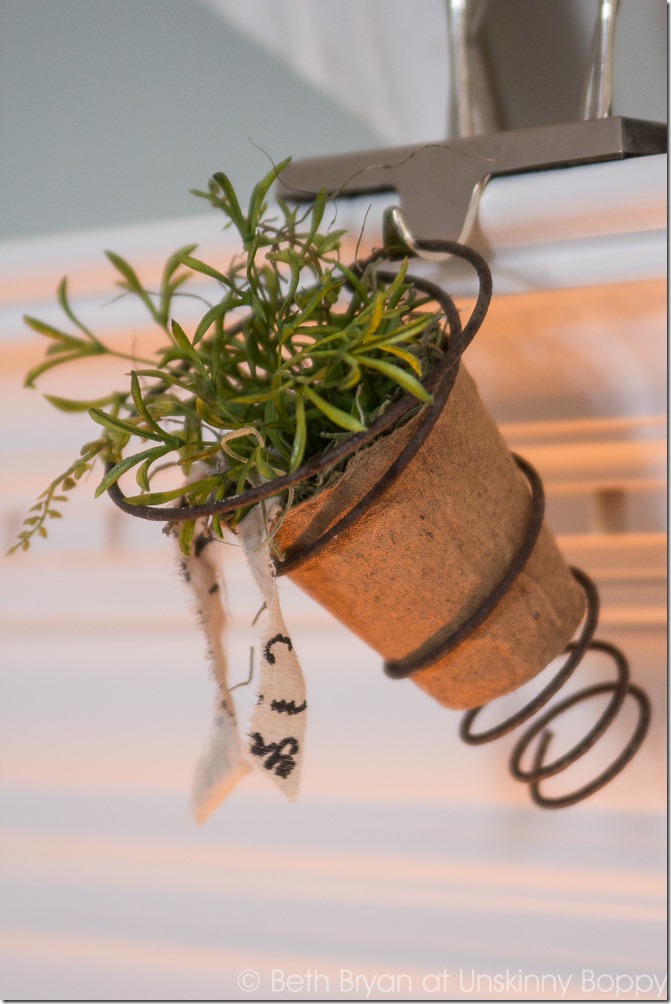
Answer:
191, 703, 250, 823
180, 505, 306, 818
178, 521, 250, 822
238, 503, 307, 801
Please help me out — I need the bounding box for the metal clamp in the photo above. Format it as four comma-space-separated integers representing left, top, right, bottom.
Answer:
278, 117, 666, 246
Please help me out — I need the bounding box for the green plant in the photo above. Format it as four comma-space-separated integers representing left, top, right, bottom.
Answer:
12, 159, 447, 555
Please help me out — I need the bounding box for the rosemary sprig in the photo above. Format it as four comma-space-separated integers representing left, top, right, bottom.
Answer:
14, 159, 446, 553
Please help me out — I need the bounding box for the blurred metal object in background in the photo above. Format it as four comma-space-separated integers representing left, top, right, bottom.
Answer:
445, 0, 500, 137
582, 0, 621, 118
280, 0, 664, 247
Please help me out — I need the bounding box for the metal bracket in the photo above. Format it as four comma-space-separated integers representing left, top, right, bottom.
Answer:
278, 117, 666, 245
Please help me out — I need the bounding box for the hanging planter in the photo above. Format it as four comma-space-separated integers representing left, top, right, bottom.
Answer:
274, 360, 585, 710
13, 160, 649, 816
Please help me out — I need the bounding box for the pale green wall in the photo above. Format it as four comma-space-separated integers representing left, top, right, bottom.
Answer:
0, 0, 383, 240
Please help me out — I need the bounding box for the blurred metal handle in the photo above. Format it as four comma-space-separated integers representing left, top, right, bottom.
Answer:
582, 0, 621, 118
446, 0, 500, 137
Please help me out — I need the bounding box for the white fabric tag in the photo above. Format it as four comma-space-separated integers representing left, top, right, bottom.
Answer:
178, 524, 250, 823
238, 503, 307, 800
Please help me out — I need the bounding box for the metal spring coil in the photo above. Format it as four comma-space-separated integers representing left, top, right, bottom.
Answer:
107, 237, 651, 808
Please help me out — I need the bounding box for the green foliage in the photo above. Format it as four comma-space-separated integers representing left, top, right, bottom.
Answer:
14, 160, 446, 553
7, 441, 104, 554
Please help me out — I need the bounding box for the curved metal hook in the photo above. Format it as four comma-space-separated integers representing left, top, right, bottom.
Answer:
382, 206, 456, 262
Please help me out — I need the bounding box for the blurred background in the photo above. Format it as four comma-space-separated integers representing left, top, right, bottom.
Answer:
0, 1, 667, 999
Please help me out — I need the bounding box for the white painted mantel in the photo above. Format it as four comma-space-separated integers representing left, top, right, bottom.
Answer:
0, 155, 666, 1000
